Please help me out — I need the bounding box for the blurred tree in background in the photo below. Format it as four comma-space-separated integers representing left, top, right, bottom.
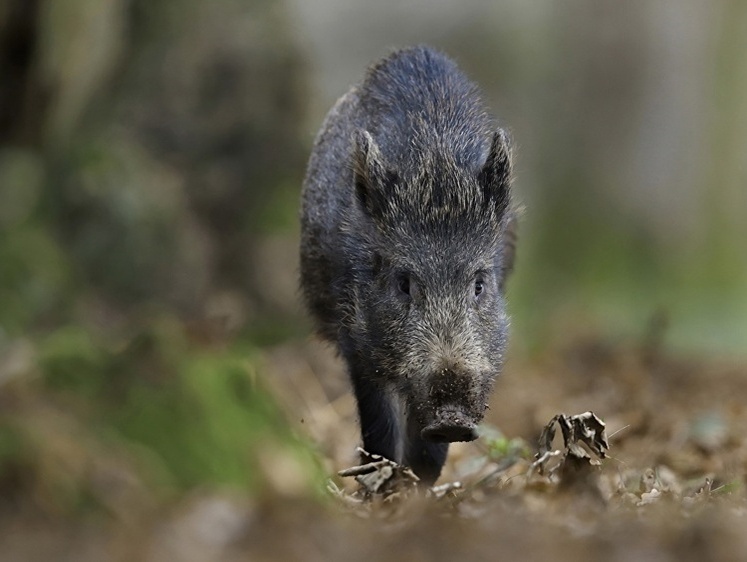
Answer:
0, 0, 320, 515
1, 0, 307, 337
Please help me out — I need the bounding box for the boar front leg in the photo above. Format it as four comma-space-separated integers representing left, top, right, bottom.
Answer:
405, 418, 449, 485
348, 362, 402, 465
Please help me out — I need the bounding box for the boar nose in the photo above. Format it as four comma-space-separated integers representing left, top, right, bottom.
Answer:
421, 409, 478, 443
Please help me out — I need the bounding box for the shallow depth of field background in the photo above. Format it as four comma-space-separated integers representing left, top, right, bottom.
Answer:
0, 0, 746, 558
291, 0, 747, 355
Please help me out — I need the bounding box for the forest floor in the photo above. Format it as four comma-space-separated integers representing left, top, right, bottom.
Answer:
2, 328, 746, 561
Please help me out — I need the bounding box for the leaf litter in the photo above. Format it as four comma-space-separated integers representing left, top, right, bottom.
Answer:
257, 335, 747, 560
3, 336, 746, 561
331, 396, 744, 528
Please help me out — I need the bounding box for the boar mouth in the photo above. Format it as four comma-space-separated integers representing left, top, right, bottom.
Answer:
420, 407, 479, 443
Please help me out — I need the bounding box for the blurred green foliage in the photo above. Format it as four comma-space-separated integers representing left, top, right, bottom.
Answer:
1, 322, 324, 512
0, 0, 320, 512
478, 425, 531, 464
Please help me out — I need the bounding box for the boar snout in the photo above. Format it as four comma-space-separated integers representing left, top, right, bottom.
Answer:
421, 408, 478, 443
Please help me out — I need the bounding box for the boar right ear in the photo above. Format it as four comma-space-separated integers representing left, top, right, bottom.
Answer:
352, 130, 392, 218
479, 129, 512, 218
498, 209, 519, 292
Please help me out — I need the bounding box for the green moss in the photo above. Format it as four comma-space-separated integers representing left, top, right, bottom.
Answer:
0, 424, 25, 463
32, 323, 324, 498
38, 326, 107, 397
0, 225, 72, 333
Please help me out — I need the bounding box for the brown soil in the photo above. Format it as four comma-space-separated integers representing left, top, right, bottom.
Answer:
2, 335, 746, 562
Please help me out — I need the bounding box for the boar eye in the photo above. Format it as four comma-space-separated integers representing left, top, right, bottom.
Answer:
474, 278, 485, 297
397, 275, 411, 296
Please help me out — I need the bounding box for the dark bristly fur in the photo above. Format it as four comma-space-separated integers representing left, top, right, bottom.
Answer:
300, 46, 518, 484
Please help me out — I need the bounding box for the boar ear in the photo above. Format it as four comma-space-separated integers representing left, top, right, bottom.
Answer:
479, 129, 512, 217
498, 209, 519, 293
353, 130, 392, 218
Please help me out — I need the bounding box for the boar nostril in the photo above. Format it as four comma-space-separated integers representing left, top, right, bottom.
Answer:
421, 421, 478, 443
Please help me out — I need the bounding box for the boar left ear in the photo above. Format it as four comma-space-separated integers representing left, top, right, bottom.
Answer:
478, 129, 512, 217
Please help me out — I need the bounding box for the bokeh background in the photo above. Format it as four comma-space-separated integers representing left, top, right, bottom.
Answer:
1, 0, 746, 558
293, 0, 747, 355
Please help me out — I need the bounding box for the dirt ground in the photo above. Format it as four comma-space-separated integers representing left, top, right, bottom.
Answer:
2, 331, 746, 562
259, 333, 747, 560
